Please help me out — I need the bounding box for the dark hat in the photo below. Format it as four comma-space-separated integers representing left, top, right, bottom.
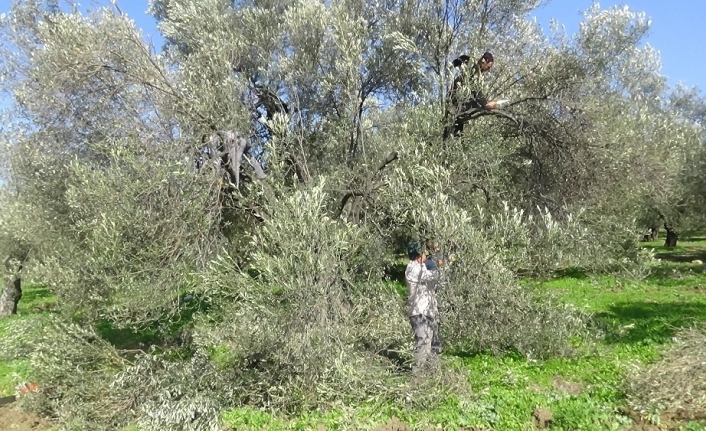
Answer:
452, 55, 471, 67
408, 242, 422, 260
481, 51, 494, 63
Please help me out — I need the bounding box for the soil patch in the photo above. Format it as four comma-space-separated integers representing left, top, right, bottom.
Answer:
622, 407, 706, 431
533, 408, 553, 429
551, 376, 584, 395
371, 417, 411, 431
0, 402, 54, 431
526, 382, 545, 393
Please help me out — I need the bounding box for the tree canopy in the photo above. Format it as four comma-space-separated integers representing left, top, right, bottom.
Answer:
0, 0, 704, 429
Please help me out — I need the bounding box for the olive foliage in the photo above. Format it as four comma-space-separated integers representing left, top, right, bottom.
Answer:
0, 0, 704, 430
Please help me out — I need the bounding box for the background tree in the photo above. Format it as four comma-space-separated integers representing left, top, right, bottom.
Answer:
0, 191, 32, 317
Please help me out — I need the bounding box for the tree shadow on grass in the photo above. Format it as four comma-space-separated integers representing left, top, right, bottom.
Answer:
18, 286, 56, 314
645, 271, 706, 288
552, 267, 589, 280
20, 286, 52, 303
97, 321, 162, 350
96, 293, 210, 353
685, 237, 706, 242
652, 248, 706, 264
595, 301, 706, 345
385, 262, 406, 285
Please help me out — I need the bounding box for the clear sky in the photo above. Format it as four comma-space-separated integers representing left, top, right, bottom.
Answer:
532, 1, 706, 90
0, 0, 704, 90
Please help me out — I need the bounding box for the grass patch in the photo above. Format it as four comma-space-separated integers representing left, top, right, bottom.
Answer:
541, 273, 706, 346
4, 241, 706, 430
0, 283, 56, 397
221, 239, 706, 430
0, 345, 30, 396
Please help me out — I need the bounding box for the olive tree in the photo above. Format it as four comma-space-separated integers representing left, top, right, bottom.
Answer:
1, 0, 701, 429
0, 192, 31, 317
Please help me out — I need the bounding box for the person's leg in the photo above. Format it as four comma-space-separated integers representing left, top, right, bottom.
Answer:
431, 317, 442, 355
409, 315, 433, 369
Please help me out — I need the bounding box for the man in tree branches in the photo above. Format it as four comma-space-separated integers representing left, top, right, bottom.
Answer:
405, 242, 441, 371
443, 51, 499, 139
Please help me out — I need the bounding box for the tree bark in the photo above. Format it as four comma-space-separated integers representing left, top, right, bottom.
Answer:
663, 223, 678, 248
0, 274, 22, 317
0, 255, 26, 317
334, 151, 398, 219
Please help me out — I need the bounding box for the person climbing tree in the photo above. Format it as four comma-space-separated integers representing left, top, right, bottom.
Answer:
443, 51, 500, 140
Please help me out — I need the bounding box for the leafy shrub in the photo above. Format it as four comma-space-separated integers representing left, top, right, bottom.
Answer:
424, 203, 591, 359
0, 315, 137, 430
384, 167, 593, 358
31, 143, 222, 326
191, 182, 463, 413
1, 312, 246, 431
0, 182, 474, 429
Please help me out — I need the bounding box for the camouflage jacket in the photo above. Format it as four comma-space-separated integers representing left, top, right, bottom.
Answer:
405, 261, 439, 318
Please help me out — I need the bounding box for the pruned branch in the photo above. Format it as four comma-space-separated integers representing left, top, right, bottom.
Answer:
465, 108, 519, 125
334, 191, 366, 219
506, 95, 550, 108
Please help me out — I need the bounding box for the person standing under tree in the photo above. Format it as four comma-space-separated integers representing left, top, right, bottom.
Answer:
405, 242, 441, 370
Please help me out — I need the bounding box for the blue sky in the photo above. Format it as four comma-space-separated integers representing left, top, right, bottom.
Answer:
532, 1, 706, 90
0, 0, 704, 90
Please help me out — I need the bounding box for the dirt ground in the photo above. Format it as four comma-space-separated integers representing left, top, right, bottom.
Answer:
622, 407, 706, 431
0, 402, 54, 431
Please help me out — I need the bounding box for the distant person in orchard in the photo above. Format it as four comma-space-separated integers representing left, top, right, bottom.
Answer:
444, 51, 501, 139
405, 242, 441, 370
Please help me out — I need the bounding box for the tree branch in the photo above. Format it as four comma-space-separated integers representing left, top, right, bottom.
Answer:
377, 151, 399, 172
335, 151, 400, 219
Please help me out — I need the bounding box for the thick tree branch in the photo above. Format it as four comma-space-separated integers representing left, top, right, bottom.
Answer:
377, 151, 399, 172
334, 151, 399, 219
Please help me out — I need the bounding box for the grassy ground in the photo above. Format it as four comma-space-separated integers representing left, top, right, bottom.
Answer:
1, 238, 705, 430
222, 238, 706, 431
0, 285, 54, 396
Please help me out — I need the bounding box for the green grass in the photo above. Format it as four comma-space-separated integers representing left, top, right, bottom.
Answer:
221, 239, 706, 431
0, 354, 29, 397
0, 284, 55, 396
3, 240, 706, 430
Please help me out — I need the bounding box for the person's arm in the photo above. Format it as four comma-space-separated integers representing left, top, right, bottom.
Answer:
472, 89, 497, 110
405, 264, 417, 297
416, 263, 439, 284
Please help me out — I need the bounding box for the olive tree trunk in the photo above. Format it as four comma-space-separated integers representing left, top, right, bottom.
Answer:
0, 274, 22, 317
663, 222, 678, 248
0, 256, 25, 317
